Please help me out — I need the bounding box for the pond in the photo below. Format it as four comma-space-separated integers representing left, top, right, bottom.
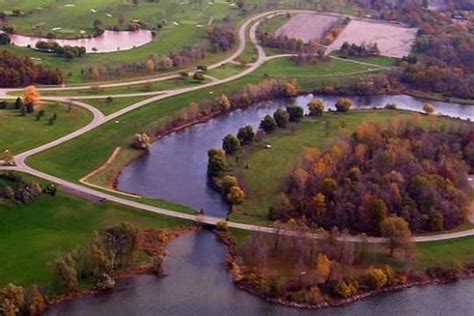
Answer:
4, 30, 153, 53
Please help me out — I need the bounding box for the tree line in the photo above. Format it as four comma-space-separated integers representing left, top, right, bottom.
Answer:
35, 41, 86, 60
275, 115, 473, 236
0, 51, 63, 87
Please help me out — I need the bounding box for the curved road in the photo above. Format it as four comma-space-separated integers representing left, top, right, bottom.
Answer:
1, 10, 474, 244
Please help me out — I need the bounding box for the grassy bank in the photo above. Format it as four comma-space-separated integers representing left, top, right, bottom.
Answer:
0, 182, 188, 287
0, 101, 92, 154
82, 96, 150, 115
27, 57, 382, 183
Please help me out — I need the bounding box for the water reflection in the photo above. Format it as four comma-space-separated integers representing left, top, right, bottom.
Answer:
5, 30, 153, 53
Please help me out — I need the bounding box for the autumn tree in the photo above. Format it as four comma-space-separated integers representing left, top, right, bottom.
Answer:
314, 253, 331, 284
132, 133, 151, 150
0, 284, 25, 316
366, 268, 388, 290
335, 98, 352, 112
364, 197, 388, 235
27, 286, 46, 316
380, 216, 413, 257
308, 99, 325, 117
52, 254, 78, 292
89, 231, 113, 278
284, 80, 299, 97
1, 150, 14, 166
100, 222, 139, 268
423, 103, 434, 115
311, 193, 327, 221
23, 85, 41, 111
216, 94, 231, 112
227, 186, 246, 205
222, 134, 240, 155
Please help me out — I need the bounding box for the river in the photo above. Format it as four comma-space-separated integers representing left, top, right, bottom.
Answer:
47, 231, 474, 316
4, 30, 153, 53
50, 94, 474, 315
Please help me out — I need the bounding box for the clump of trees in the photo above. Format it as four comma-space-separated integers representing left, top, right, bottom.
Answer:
52, 222, 140, 292
81, 45, 206, 80
340, 42, 380, 58
0, 172, 55, 204
0, 283, 47, 316
207, 23, 236, 53
231, 224, 413, 307
0, 50, 63, 87
0, 33, 11, 45
132, 133, 151, 150
36, 41, 86, 60
275, 119, 473, 235
207, 148, 246, 206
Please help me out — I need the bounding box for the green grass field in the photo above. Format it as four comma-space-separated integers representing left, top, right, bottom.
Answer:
27, 57, 391, 184
230, 228, 474, 272
82, 96, 150, 115
0, 183, 188, 287
38, 77, 209, 97
417, 237, 474, 269
0, 101, 92, 154
3, 0, 235, 37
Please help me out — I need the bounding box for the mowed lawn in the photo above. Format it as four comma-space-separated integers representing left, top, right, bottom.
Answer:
39, 77, 208, 98
4, 0, 234, 37
417, 237, 474, 269
82, 96, 150, 115
27, 57, 392, 183
0, 188, 188, 287
230, 110, 415, 224
0, 101, 92, 154
2, 0, 239, 83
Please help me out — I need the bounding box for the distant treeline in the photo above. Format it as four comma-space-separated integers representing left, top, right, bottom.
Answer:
0, 50, 63, 87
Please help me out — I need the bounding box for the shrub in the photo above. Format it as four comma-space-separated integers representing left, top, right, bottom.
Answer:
308, 99, 325, 117
286, 105, 304, 122
216, 221, 229, 232
259, 115, 277, 133
273, 109, 290, 128
335, 98, 352, 112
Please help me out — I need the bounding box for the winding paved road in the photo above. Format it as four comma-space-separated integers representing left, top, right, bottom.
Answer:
2, 10, 474, 244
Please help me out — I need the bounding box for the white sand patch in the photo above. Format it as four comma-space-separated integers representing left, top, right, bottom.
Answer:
327, 20, 418, 58
275, 13, 340, 43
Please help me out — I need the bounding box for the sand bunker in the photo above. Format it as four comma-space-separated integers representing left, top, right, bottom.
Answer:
275, 13, 340, 43
327, 20, 418, 58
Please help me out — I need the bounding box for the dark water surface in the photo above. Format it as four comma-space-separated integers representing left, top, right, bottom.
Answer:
50, 95, 474, 315
47, 231, 474, 316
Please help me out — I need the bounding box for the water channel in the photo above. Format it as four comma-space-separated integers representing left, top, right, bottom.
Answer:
49, 94, 474, 315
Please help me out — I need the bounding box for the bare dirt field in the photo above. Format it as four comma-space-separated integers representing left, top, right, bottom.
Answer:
275, 13, 340, 42
326, 20, 418, 58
